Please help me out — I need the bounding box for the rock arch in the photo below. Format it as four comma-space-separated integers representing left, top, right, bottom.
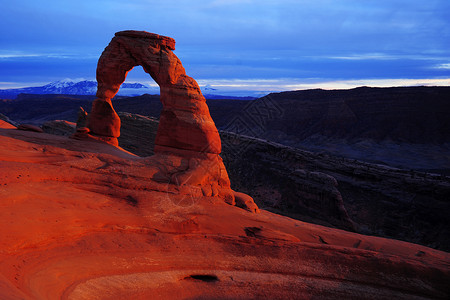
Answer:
85, 30, 259, 213
87, 30, 220, 155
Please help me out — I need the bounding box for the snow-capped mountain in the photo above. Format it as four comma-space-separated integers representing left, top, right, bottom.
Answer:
0, 79, 261, 100
41, 80, 97, 95
0, 79, 157, 99
202, 84, 217, 91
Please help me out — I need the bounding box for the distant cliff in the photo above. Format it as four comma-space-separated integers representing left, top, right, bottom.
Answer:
208, 86, 450, 172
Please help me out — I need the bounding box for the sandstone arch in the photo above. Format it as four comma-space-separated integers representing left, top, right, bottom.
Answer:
87, 30, 220, 155
85, 30, 259, 213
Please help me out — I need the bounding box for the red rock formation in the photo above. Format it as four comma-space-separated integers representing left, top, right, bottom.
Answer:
88, 30, 220, 154
83, 30, 258, 212
0, 127, 449, 299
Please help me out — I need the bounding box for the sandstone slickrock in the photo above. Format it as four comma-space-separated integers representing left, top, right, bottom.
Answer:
0, 113, 18, 127
81, 30, 259, 212
0, 127, 449, 299
0, 120, 16, 129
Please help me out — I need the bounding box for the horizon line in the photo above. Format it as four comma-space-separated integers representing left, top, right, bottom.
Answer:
1, 77, 450, 93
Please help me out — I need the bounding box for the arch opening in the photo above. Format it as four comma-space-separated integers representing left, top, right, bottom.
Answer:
117, 65, 160, 99
113, 66, 162, 157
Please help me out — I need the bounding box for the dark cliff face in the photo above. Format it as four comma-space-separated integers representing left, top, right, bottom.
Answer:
219, 133, 356, 231
4, 86, 450, 144
0, 94, 162, 125
207, 86, 450, 173
219, 133, 450, 251
245, 86, 450, 144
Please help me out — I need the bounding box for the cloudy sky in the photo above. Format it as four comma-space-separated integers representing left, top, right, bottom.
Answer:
1, 0, 449, 94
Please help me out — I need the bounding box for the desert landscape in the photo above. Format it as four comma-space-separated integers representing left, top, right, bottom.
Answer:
2, 0, 450, 299
0, 28, 449, 299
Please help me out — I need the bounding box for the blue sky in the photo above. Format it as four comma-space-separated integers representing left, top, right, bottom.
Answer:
1, 0, 449, 94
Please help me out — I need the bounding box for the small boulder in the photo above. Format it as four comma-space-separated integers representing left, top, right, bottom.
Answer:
234, 191, 260, 213
17, 124, 43, 133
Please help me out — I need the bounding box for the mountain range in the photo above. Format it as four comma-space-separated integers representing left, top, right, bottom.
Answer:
0, 79, 257, 100
0, 79, 157, 99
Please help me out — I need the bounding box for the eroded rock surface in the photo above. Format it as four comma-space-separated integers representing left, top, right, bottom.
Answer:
0, 127, 449, 299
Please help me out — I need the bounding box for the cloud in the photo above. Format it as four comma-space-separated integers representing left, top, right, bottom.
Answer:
1, 0, 449, 90
327, 53, 450, 61
0, 81, 50, 89
282, 78, 450, 90
196, 78, 450, 94
329, 53, 400, 60
434, 63, 450, 69
0, 51, 98, 60
209, 0, 255, 6
0, 53, 41, 59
